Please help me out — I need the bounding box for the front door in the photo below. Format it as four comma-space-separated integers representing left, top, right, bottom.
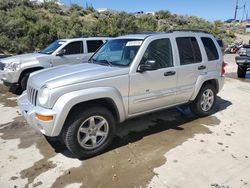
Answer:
51, 41, 84, 66
129, 38, 177, 114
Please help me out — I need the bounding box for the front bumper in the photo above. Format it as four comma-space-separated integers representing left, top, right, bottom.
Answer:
235, 56, 250, 67
17, 92, 58, 137
1, 70, 20, 84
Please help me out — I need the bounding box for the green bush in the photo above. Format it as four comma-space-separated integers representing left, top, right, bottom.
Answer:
0, 1, 236, 54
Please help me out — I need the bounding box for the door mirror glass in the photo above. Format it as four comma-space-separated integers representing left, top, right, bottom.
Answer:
56, 49, 66, 56
138, 60, 158, 72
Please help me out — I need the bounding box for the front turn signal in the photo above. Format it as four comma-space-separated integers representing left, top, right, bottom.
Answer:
36, 114, 53, 121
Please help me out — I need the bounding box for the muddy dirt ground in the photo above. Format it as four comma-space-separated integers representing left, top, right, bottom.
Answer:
0, 54, 250, 188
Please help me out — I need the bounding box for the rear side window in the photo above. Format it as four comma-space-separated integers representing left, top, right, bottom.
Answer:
87, 40, 104, 53
63, 41, 83, 55
201, 37, 219, 61
176, 37, 202, 65
141, 38, 173, 68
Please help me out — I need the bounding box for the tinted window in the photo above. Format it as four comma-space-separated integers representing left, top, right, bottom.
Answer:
63, 41, 83, 55
141, 38, 173, 68
87, 40, 104, 53
201, 37, 219, 61
176, 37, 202, 65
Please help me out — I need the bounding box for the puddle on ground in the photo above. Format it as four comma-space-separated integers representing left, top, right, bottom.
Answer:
0, 117, 58, 187
0, 98, 231, 188
0, 84, 18, 107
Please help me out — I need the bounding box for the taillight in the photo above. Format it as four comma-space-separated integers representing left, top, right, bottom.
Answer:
221, 61, 227, 76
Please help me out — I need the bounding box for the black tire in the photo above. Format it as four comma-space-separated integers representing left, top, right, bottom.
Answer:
20, 73, 30, 91
63, 106, 116, 158
190, 84, 217, 117
237, 66, 246, 78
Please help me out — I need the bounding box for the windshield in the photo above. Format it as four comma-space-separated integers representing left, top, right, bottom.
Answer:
40, 40, 66, 55
91, 39, 143, 66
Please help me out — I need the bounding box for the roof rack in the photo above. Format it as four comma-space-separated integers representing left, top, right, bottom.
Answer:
166, 29, 210, 34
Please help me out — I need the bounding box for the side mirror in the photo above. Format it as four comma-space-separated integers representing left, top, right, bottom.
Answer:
56, 49, 66, 56
138, 60, 158, 72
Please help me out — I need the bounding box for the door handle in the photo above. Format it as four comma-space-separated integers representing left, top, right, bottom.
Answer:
164, 71, 176, 76
198, 65, 206, 70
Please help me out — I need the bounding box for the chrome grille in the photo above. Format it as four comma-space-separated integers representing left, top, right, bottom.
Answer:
27, 86, 38, 106
0, 62, 5, 70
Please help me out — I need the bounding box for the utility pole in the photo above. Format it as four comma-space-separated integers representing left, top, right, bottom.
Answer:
241, 2, 246, 22
234, 0, 239, 20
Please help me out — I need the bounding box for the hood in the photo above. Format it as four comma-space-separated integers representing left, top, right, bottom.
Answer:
29, 63, 130, 89
0, 53, 48, 64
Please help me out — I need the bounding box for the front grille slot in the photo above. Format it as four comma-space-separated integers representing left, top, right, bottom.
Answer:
0, 62, 5, 70
27, 86, 38, 106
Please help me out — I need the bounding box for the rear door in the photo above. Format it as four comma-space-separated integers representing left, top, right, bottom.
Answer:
174, 35, 205, 103
84, 40, 105, 62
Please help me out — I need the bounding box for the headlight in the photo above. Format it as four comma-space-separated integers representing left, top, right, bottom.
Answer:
38, 87, 50, 105
5, 61, 21, 71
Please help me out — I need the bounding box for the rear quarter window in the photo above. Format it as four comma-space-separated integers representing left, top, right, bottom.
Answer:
201, 37, 219, 61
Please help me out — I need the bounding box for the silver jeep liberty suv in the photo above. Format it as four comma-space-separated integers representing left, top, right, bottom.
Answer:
18, 31, 225, 158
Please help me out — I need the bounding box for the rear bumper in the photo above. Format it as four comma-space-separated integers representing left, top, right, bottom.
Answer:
218, 76, 225, 92
17, 92, 58, 137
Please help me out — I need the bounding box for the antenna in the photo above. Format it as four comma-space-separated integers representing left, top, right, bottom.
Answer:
234, 0, 239, 20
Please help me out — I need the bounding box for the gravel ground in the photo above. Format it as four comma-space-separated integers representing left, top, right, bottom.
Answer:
0, 54, 250, 188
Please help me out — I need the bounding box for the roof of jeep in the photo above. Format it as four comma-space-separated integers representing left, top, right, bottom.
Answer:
116, 30, 212, 40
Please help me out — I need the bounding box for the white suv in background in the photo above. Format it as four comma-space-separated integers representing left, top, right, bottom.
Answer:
0, 37, 109, 91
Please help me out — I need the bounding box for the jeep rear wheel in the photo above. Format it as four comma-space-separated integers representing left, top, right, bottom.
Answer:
64, 106, 116, 158
190, 84, 216, 117
237, 66, 246, 78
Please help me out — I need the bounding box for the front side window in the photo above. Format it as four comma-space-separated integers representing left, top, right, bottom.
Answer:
87, 40, 104, 53
63, 41, 83, 55
40, 40, 65, 55
140, 38, 173, 68
201, 37, 219, 61
91, 39, 142, 66
176, 37, 202, 65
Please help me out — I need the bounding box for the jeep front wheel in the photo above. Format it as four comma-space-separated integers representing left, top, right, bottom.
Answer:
237, 66, 246, 78
190, 84, 216, 117
64, 106, 116, 158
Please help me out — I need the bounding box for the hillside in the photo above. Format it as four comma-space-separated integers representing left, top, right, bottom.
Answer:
0, 0, 236, 54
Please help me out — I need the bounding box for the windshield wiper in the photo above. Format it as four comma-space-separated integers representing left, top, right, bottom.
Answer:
92, 59, 113, 67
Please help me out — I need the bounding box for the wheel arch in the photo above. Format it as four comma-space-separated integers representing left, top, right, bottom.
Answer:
190, 78, 219, 101
18, 67, 44, 84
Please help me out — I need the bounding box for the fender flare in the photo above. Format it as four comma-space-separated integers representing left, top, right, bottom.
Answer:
50, 87, 127, 136
190, 73, 219, 101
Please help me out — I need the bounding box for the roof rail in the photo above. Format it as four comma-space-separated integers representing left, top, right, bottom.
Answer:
166, 29, 210, 34
133, 32, 165, 35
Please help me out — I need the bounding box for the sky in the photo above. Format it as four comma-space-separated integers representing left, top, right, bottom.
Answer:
61, 0, 249, 21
